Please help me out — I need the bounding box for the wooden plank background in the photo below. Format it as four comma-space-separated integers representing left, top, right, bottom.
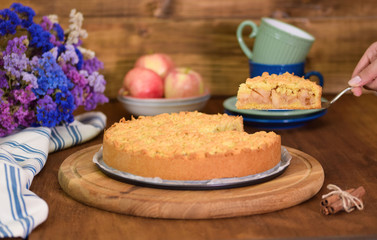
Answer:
2, 0, 377, 98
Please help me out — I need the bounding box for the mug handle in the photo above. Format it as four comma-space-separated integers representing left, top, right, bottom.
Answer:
304, 71, 324, 87
237, 20, 258, 59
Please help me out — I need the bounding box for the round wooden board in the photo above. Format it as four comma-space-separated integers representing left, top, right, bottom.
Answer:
58, 144, 324, 219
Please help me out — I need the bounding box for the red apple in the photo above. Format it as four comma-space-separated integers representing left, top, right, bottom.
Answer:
134, 53, 175, 78
164, 68, 204, 98
123, 67, 164, 98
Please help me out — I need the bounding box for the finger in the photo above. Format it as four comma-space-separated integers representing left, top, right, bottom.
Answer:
352, 42, 377, 77
349, 58, 377, 88
351, 87, 363, 97
348, 75, 362, 87
364, 77, 377, 91
356, 59, 377, 86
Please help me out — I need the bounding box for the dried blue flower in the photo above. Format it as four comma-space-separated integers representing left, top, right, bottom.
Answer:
0, 8, 21, 35
33, 51, 70, 96
10, 3, 35, 28
75, 47, 83, 70
53, 23, 65, 41
28, 23, 54, 53
36, 95, 58, 127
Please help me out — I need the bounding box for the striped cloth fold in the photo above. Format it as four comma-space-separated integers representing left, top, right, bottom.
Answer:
0, 112, 106, 238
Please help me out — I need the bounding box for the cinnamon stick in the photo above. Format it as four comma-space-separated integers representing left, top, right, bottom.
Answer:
320, 188, 355, 206
321, 186, 366, 215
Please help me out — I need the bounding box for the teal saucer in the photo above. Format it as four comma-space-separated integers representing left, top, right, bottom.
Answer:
223, 96, 328, 119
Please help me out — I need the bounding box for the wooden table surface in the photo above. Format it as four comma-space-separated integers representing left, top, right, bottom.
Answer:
26, 94, 377, 240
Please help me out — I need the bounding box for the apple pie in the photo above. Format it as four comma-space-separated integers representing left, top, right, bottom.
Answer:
236, 72, 322, 110
102, 111, 281, 181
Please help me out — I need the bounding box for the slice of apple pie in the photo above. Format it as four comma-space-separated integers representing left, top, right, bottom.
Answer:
236, 72, 322, 110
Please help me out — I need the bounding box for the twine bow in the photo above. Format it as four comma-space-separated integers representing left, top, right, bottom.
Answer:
322, 184, 364, 213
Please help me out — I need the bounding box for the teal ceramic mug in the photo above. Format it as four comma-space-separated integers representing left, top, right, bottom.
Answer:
237, 18, 315, 65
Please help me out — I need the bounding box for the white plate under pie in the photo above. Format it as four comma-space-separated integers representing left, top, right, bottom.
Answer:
93, 147, 292, 190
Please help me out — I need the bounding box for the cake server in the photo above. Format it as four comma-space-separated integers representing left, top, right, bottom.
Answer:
321, 87, 353, 109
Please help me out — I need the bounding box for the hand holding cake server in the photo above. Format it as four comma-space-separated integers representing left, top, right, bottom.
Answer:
349, 42, 377, 96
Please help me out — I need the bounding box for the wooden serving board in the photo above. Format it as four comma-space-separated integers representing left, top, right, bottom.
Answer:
58, 144, 324, 219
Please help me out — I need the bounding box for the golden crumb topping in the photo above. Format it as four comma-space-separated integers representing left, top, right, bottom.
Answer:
240, 72, 320, 93
104, 111, 278, 157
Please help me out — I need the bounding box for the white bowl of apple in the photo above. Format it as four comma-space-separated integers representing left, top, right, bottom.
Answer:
118, 53, 210, 116
118, 90, 210, 116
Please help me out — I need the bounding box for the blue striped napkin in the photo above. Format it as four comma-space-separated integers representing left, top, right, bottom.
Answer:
0, 112, 106, 238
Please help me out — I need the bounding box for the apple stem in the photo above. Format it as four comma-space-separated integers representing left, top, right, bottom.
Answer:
184, 67, 191, 74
